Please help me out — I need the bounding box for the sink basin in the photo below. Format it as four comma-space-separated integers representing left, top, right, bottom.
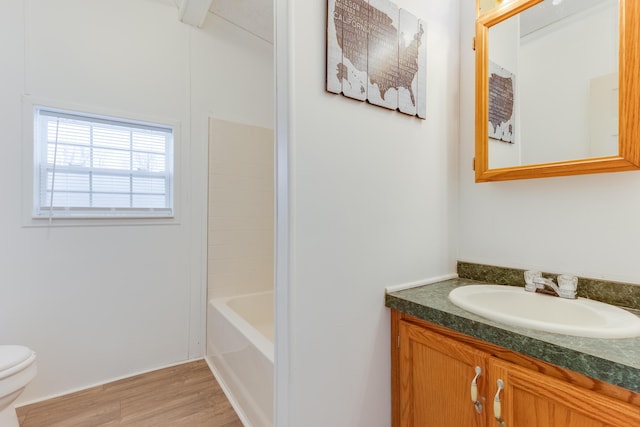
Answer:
448, 285, 640, 339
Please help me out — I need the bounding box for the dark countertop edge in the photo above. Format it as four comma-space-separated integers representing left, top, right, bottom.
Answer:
385, 292, 640, 394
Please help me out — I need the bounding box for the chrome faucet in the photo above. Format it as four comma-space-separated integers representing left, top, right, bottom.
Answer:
530, 275, 577, 299
532, 277, 561, 296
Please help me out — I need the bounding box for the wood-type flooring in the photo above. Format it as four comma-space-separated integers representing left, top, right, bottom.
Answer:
16, 359, 242, 427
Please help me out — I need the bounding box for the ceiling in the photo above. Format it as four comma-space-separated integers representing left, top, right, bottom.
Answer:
189, 0, 612, 46
520, 0, 615, 37
209, 0, 273, 43
177, 0, 272, 43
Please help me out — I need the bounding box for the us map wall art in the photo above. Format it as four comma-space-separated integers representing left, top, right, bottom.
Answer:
327, 0, 427, 119
488, 61, 515, 143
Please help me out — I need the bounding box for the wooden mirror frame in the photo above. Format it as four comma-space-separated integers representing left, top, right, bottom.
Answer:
475, 0, 640, 182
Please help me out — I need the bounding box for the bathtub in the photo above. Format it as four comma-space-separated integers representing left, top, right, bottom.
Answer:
206, 291, 274, 427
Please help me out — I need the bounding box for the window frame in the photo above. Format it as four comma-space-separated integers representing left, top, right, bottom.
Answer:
23, 99, 181, 227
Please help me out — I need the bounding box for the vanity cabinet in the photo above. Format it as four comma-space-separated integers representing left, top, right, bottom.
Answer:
489, 358, 640, 427
393, 312, 640, 427
397, 320, 487, 426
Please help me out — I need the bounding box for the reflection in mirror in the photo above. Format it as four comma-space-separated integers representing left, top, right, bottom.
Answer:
488, 0, 619, 169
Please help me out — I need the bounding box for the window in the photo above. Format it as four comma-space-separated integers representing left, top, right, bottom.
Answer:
34, 107, 174, 218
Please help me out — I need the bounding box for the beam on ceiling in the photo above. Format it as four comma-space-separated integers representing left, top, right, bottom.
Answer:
178, 0, 214, 28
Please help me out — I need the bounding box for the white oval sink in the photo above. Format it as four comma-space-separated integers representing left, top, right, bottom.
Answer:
448, 285, 640, 339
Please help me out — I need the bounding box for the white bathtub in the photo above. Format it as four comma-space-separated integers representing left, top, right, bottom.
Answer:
206, 291, 274, 427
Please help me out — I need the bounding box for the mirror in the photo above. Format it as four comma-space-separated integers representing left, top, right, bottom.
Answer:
489, 0, 618, 168
475, 0, 640, 182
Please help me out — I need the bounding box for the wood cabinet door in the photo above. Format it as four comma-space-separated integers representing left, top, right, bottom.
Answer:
488, 358, 640, 427
398, 320, 488, 427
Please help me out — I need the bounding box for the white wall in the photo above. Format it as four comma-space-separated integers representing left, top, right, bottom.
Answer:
208, 119, 274, 299
1, 0, 273, 404
459, 0, 640, 285
277, 0, 460, 425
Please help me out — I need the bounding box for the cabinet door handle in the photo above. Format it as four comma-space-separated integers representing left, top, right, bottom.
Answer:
493, 379, 505, 427
470, 366, 482, 413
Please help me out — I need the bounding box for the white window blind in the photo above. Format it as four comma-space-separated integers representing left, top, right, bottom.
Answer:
34, 107, 174, 218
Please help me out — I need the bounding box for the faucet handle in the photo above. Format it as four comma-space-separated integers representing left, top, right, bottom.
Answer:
557, 274, 578, 298
524, 270, 542, 292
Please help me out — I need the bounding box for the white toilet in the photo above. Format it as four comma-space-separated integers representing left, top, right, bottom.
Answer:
0, 346, 37, 427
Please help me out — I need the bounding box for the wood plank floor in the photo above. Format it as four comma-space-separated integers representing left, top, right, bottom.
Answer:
16, 360, 243, 427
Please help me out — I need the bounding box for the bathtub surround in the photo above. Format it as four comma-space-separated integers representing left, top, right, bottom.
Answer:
207, 119, 275, 300
458, 261, 640, 311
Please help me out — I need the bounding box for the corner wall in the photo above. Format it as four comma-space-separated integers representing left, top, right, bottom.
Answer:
277, 0, 461, 425
1, 0, 273, 403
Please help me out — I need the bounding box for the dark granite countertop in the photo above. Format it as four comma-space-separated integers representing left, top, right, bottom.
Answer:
385, 278, 640, 393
